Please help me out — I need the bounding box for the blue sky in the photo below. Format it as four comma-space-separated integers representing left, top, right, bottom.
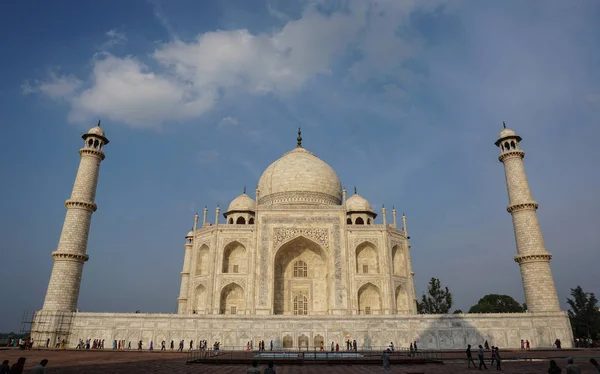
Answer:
1, 0, 599, 331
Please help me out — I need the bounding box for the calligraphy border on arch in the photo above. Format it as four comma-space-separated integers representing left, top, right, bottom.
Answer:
260, 216, 341, 307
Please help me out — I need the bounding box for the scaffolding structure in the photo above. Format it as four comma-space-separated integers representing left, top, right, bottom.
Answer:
29, 310, 74, 348
19, 310, 33, 337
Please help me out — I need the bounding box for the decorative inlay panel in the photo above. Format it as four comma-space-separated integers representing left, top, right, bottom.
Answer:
258, 191, 341, 206
196, 240, 210, 249
219, 277, 246, 291
356, 279, 382, 290
260, 217, 342, 307
222, 237, 249, 247
353, 237, 379, 249
273, 228, 329, 249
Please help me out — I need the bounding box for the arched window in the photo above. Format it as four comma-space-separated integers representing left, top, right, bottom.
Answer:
293, 260, 307, 278
510, 140, 516, 149
248, 217, 254, 224
236, 216, 246, 224
347, 218, 352, 224
355, 217, 364, 225
293, 294, 308, 315
367, 218, 371, 224
228, 218, 233, 224
505, 142, 510, 150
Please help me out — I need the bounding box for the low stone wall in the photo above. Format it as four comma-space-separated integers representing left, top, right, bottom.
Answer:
31, 311, 572, 350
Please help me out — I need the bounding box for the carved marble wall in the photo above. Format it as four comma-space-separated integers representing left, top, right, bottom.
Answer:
33, 311, 573, 350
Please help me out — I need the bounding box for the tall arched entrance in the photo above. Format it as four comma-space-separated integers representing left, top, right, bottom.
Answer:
273, 236, 328, 315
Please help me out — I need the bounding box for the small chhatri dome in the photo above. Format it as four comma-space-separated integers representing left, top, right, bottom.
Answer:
257, 130, 342, 206
88, 120, 105, 137
495, 121, 522, 146
227, 192, 256, 212
82, 120, 110, 144
186, 231, 194, 237
346, 193, 373, 212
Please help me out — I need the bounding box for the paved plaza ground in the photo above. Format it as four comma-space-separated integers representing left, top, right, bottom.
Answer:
1, 348, 598, 373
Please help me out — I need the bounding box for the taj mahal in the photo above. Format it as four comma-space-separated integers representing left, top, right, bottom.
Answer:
31, 124, 573, 350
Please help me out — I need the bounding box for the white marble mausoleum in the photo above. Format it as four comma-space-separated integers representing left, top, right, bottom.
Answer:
30, 125, 573, 350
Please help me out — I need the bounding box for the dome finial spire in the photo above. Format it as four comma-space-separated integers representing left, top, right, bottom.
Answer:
243, 186, 246, 194
503, 121, 506, 129
297, 127, 302, 147
97, 119, 101, 127
354, 186, 357, 194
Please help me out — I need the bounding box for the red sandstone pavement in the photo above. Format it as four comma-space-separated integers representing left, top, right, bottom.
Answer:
1, 349, 599, 373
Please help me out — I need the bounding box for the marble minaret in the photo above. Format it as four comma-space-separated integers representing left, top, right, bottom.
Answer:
496, 123, 560, 313
42, 122, 109, 312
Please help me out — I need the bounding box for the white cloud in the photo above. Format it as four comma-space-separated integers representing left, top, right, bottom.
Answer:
219, 116, 239, 127
22, 72, 82, 101
25, 1, 448, 128
197, 150, 219, 164
102, 29, 128, 49
67, 55, 216, 128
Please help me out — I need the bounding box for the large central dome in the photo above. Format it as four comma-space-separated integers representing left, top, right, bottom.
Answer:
257, 146, 342, 206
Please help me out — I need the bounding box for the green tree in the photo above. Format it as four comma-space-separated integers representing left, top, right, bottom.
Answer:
567, 286, 600, 339
468, 294, 524, 313
452, 309, 463, 314
417, 278, 453, 314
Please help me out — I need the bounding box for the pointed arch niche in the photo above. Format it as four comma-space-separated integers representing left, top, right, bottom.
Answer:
196, 244, 210, 276
391, 245, 406, 276
194, 284, 206, 314
356, 241, 379, 274
273, 236, 328, 315
357, 283, 382, 315
395, 284, 409, 314
219, 283, 245, 314
222, 241, 247, 273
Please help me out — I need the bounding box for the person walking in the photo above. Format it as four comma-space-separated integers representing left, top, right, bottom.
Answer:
466, 344, 477, 369
382, 349, 391, 374
494, 347, 502, 370
478, 344, 488, 370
